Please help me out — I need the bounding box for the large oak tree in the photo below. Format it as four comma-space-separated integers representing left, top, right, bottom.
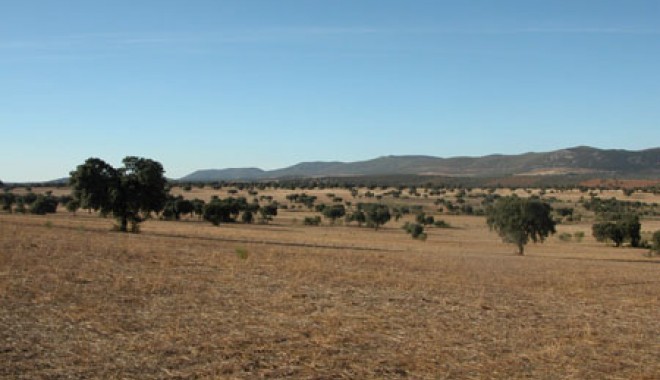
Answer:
70, 157, 168, 232
486, 196, 556, 255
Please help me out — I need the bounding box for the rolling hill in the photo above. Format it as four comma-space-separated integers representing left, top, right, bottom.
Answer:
179, 146, 660, 182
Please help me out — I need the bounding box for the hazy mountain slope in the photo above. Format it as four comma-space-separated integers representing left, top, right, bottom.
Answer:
180, 168, 266, 182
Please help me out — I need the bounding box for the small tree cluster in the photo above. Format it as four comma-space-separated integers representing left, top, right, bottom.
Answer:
286, 193, 317, 209
357, 203, 391, 230
162, 196, 196, 220
592, 214, 641, 247
203, 197, 257, 226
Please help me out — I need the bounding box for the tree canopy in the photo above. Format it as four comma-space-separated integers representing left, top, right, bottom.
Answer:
592, 213, 641, 247
70, 157, 168, 232
358, 203, 391, 230
486, 196, 556, 255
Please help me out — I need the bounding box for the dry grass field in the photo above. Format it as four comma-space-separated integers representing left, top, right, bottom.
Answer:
1, 186, 659, 379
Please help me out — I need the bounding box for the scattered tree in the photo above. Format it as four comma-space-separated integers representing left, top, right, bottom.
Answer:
30, 195, 58, 215
322, 204, 346, 224
69, 157, 168, 232
1, 192, 15, 213
361, 203, 391, 230
346, 210, 366, 227
415, 212, 435, 226
592, 214, 641, 247
258, 204, 278, 224
241, 210, 254, 224
202, 197, 249, 225
486, 196, 556, 255
403, 222, 427, 240
66, 199, 80, 215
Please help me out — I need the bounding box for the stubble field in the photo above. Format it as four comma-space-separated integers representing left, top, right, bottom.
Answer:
1, 186, 659, 379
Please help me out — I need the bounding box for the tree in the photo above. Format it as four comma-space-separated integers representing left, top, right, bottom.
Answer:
592, 213, 641, 247
23, 192, 38, 205
403, 222, 427, 240
1, 192, 15, 213
66, 199, 80, 215
203, 197, 249, 225
486, 196, 556, 255
592, 222, 624, 246
162, 196, 196, 220
258, 204, 278, 224
322, 204, 346, 224
346, 210, 366, 227
70, 157, 168, 232
360, 203, 391, 230
415, 212, 435, 226
241, 210, 254, 224
30, 195, 58, 215
176, 199, 195, 218
192, 199, 205, 219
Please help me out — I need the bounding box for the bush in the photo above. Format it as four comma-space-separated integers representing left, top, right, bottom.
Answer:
403, 222, 427, 240
433, 220, 451, 228
574, 231, 585, 242
415, 212, 435, 226
650, 231, 660, 255
557, 232, 572, 242
303, 216, 322, 226
30, 195, 58, 215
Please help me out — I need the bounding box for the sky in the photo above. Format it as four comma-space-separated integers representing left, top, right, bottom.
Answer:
1, 0, 659, 182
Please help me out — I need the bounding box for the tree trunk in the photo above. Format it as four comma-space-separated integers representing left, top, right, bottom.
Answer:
517, 243, 525, 255
119, 216, 128, 232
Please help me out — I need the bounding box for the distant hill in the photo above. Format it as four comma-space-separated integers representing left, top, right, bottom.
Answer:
179, 146, 659, 182
181, 168, 266, 182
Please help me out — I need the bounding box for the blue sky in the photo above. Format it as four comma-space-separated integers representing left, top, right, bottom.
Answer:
1, 0, 659, 182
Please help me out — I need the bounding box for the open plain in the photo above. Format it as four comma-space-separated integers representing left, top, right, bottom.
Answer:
1, 186, 659, 379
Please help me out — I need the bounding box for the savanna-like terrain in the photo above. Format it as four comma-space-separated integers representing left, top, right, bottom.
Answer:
1, 185, 659, 379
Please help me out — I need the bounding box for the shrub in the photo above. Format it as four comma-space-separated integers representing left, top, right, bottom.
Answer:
30, 195, 59, 215
557, 232, 572, 242
415, 212, 435, 226
303, 216, 322, 226
650, 231, 660, 255
434, 220, 451, 228
235, 247, 249, 260
403, 222, 427, 240
574, 231, 585, 242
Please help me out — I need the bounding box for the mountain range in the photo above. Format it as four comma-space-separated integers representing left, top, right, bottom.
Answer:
179, 146, 660, 182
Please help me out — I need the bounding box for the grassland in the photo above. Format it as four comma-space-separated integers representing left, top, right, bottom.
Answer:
1, 186, 659, 379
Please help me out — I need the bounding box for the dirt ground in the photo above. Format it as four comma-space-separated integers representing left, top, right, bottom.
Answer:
1, 202, 659, 379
